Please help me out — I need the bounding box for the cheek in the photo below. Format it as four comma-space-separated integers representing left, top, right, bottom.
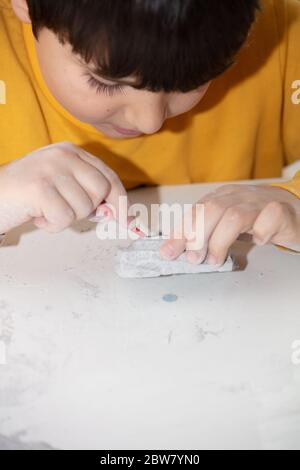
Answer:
35, 30, 118, 124
40, 59, 117, 123
57, 75, 116, 122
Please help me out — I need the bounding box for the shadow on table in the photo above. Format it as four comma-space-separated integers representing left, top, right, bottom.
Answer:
232, 236, 256, 272
0, 433, 56, 450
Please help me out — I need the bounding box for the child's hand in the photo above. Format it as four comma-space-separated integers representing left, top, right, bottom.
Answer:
160, 184, 300, 265
0, 141, 129, 233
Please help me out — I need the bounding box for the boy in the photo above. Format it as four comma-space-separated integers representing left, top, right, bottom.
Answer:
0, 0, 300, 266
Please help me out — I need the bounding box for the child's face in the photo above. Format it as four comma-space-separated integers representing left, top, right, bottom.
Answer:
35, 29, 211, 139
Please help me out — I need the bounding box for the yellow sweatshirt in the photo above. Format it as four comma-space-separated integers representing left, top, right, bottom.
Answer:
0, 0, 300, 197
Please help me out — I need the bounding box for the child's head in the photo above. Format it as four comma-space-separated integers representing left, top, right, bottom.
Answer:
13, 0, 260, 139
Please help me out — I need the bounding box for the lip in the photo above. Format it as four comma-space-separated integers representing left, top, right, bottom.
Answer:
111, 124, 142, 136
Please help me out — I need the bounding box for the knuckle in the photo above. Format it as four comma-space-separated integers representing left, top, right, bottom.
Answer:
224, 206, 244, 223
31, 177, 51, 195
205, 199, 223, 213
51, 142, 77, 160
41, 148, 77, 170
58, 141, 75, 151
265, 201, 285, 217
58, 148, 77, 161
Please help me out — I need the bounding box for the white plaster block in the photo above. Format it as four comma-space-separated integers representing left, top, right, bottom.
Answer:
115, 237, 235, 278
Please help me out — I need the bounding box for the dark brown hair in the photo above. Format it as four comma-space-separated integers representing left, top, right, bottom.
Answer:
27, 0, 260, 92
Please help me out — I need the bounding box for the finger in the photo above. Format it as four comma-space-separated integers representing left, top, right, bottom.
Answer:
160, 205, 199, 260
160, 198, 228, 260
160, 237, 187, 260
252, 202, 293, 245
206, 204, 259, 265
37, 181, 76, 233
186, 198, 230, 250
77, 149, 131, 227
69, 157, 111, 209
185, 242, 209, 265
52, 174, 94, 220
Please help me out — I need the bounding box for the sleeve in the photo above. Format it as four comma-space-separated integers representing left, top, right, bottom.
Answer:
272, 171, 300, 198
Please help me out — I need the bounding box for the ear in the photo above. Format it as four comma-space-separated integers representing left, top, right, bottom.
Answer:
11, 0, 31, 23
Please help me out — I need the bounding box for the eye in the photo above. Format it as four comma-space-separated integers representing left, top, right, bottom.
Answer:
83, 72, 125, 97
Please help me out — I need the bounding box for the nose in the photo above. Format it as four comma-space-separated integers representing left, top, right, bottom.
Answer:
126, 91, 168, 135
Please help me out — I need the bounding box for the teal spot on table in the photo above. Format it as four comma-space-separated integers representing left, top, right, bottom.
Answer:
162, 294, 178, 303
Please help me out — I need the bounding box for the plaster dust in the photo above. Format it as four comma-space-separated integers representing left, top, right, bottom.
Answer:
115, 237, 235, 279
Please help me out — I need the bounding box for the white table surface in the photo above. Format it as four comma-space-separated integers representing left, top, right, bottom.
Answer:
0, 179, 299, 450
